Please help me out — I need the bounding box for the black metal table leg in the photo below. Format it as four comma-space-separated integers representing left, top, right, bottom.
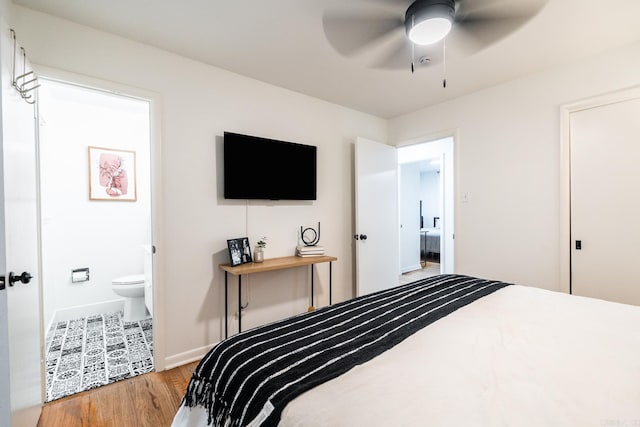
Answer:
225, 271, 228, 339
310, 265, 314, 308
329, 262, 332, 305
238, 275, 242, 334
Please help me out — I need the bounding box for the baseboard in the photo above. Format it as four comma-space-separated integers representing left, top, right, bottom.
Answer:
401, 264, 422, 274
10, 405, 41, 427
51, 299, 125, 325
164, 343, 217, 370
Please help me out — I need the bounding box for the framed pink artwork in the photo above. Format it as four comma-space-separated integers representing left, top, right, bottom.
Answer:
88, 146, 137, 201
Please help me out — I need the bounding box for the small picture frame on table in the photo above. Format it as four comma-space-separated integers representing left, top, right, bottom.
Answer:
227, 237, 252, 267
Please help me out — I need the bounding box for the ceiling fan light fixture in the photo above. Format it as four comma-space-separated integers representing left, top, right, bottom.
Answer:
405, 0, 455, 45
408, 17, 452, 45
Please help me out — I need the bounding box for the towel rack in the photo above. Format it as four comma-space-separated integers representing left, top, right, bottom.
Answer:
10, 29, 39, 105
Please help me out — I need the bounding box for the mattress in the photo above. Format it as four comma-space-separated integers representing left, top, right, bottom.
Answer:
421, 227, 440, 254
173, 275, 640, 427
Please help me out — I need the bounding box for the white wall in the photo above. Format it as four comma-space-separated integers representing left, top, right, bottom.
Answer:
12, 6, 387, 365
420, 171, 439, 228
389, 41, 640, 291
399, 162, 420, 273
39, 80, 151, 326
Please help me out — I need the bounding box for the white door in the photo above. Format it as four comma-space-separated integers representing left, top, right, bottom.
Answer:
570, 95, 640, 305
355, 138, 399, 296
0, 26, 43, 426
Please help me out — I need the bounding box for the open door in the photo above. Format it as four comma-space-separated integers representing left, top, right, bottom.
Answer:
0, 25, 43, 426
354, 138, 399, 296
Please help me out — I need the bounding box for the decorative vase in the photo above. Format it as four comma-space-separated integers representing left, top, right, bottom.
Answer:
254, 247, 264, 263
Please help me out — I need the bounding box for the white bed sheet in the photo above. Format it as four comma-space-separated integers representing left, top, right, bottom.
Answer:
173, 285, 640, 427
421, 227, 440, 254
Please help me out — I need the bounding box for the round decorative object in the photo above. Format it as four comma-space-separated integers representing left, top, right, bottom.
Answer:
300, 222, 321, 246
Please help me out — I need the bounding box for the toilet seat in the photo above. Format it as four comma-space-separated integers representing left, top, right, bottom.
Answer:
112, 274, 145, 285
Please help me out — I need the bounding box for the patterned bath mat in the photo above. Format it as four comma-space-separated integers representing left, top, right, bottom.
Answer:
44, 311, 153, 402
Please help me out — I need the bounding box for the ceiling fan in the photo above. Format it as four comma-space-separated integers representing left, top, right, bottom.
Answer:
322, 0, 547, 76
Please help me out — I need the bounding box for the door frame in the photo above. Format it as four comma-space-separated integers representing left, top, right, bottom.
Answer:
394, 128, 459, 274
559, 85, 640, 295
33, 65, 167, 372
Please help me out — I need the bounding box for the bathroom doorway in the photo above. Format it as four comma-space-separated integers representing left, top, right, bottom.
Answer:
37, 77, 155, 401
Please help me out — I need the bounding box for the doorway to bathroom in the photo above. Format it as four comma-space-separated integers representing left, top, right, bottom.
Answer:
37, 77, 155, 401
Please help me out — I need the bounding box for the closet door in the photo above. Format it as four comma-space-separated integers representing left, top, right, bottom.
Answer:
570, 96, 640, 305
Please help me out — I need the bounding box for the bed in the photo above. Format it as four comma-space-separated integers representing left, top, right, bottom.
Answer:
420, 227, 440, 262
172, 274, 640, 427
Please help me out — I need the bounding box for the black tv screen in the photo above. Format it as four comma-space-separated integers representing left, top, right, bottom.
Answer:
224, 132, 317, 200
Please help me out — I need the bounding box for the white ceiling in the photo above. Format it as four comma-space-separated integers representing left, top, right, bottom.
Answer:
13, 0, 640, 119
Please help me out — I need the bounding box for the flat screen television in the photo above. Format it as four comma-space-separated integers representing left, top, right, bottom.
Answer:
224, 132, 317, 200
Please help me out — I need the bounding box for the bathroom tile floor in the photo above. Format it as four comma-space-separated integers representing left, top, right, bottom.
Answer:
44, 311, 153, 402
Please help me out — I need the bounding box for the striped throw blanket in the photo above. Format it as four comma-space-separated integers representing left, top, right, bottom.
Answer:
182, 274, 510, 427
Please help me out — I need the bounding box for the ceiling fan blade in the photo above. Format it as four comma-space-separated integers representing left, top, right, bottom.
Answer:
365, 0, 413, 6
456, 0, 547, 21
372, 35, 444, 71
371, 36, 412, 70
322, 10, 404, 58
449, 0, 547, 55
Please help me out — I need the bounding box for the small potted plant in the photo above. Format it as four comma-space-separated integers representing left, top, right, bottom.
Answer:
254, 237, 267, 263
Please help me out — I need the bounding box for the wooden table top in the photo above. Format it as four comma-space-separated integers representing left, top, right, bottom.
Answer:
219, 255, 337, 276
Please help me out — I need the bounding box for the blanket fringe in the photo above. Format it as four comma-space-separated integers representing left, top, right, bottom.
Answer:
182, 375, 234, 426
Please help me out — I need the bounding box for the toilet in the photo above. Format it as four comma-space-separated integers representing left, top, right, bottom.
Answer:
112, 274, 148, 322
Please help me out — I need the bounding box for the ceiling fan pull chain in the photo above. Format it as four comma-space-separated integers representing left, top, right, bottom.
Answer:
411, 15, 415, 74
443, 38, 447, 88
411, 43, 415, 73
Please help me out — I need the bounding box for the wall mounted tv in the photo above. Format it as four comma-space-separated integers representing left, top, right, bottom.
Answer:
223, 132, 317, 200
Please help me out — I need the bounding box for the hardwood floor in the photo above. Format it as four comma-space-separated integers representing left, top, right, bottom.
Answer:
37, 361, 199, 427
398, 262, 441, 286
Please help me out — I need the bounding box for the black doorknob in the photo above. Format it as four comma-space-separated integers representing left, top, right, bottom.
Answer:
359, 234, 367, 240
9, 271, 32, 286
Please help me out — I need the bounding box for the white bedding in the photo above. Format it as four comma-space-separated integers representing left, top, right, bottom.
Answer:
173, 285, 640, 427
421, 227, 440, 254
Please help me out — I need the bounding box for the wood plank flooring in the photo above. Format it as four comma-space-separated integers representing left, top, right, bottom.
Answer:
37, 361, 199, 427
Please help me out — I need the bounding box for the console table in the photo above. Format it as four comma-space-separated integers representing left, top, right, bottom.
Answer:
219, 255, 337, 338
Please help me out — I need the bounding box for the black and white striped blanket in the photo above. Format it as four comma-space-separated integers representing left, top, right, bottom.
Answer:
182, 274, 510, 427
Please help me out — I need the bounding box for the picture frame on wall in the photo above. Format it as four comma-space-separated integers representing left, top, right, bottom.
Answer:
88, 146, 137, 201
227, 237, 252, 267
